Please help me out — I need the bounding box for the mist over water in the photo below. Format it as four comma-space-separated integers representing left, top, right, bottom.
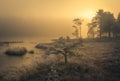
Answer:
0, 17, 71, 74
0, 41, 43, 73
0, 17, 73, 40
0, 36, 55, 71
0, 36, 56, 43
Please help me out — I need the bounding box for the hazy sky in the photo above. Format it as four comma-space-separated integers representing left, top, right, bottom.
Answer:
0, 0, 120, 38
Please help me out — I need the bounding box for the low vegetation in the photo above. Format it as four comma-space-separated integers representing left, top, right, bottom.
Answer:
5, 47, 27, 56
28, 50, 34, 54
30, 41, 120, 81
27, 62, 90, 81
35, 44, 49, 50
0, 41, 120, 81
36, 36, 83, 64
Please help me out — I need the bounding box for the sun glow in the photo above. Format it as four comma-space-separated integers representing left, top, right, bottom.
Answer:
81, 9, 95, 19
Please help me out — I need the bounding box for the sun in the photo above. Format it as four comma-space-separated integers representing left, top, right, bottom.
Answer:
77, 9, 95, 20
83, 10, 95, 19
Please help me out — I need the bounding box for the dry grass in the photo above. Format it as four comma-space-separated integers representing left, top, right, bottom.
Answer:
0, 41, 120, 81
27, 41, 120, 81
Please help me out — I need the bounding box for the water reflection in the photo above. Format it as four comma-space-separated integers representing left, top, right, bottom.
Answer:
0, 42, 43, 72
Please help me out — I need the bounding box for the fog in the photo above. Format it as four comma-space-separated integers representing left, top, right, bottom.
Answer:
0, 0, 120, 39
0, 17, 73, 38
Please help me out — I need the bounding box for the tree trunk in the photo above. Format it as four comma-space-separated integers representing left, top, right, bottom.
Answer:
108, 32, 111, 38
79, 25, 82, 39
100, 30, 102, 39
64, 53, 68, 64
93, 32, 94, 40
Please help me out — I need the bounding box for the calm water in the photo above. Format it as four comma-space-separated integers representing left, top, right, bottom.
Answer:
0, 37, 56, 76
0, 42, 37, 68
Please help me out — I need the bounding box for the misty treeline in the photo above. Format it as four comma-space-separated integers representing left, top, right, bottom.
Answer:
72, 18, 83, 39
87, 9, 120, 39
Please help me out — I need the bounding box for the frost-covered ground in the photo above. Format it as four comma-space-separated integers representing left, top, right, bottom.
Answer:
0, 41, 120, 81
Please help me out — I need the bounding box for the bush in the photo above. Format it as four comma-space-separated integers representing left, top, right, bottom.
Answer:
35, 44, 48, 50
5, 47, 27, 56
29, 50, 34, 54
25, 63, 90, 81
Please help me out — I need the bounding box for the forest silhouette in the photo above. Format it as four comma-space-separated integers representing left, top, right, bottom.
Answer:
87, 9, 120, 39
